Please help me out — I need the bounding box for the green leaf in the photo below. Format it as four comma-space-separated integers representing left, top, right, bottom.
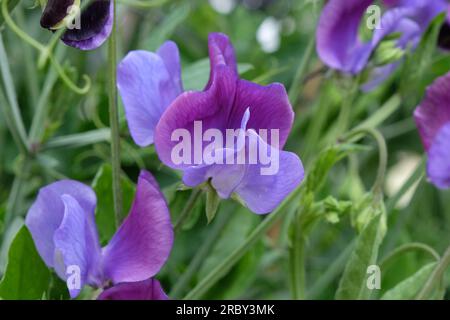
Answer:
92, 164, 136, 245
0, 226, 51, 300
336, 211, 386, 300
205, 185, 220, 224
381, 263, 436, 300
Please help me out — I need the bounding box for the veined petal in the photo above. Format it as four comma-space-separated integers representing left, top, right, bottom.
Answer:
102, 171, 173, 284
25, 180, 97, 268
316, 0, 374, 73
53, 195, 102, 298
427, 123, 450, 189
118, 42, 183, 147
61, 0, 113, 50
232, 79, 294, 148
97, 279, 168, 300
414, 72, 450, 150
155, 65, 238, 169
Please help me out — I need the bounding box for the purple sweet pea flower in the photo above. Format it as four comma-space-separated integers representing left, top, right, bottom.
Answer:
414, 72, 450, 189
153, 33, 304, 214
40, 0, 113, 50
317, 0, 448, 88
25, 170, 173, 299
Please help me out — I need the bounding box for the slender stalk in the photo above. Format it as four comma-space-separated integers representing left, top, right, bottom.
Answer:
183, 185, 303, 299
380, 242, 440, 271
288, 35, 316, 105
108, 0, 123, 227
416, 244, 450, 300
170, 209, 231, 298
290, 219, 306, 299
174, 188, 202, 233
344, 127, 388, 196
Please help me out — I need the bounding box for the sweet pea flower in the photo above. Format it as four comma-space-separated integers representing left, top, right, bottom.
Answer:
414, 72, 450, 189
25, 170, 173, 299
317, 0, 448, 89
40, 0, 113, 50
118, 33, 304, 214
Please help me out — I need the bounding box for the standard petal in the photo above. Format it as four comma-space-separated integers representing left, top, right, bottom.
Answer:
102, 171, 173, 284
97, 279, 168, 300
25, 180, 97, 268
118, 44, 183, 147
206, 33, 238, 89
414, 72, 450, 150
53, 195, 102, 298
234, 131, 304, 214
155, 65, 238, 169
231, 79, 294, 148
316, 0, 374, 73
61, 0, 113, 50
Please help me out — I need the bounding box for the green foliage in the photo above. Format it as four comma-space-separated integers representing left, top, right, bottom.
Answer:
336, 210, 387, 300
0, 226, 51, 299
382, 263, 436, 300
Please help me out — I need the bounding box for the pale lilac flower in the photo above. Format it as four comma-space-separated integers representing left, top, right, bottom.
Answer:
25, 171, 173, 299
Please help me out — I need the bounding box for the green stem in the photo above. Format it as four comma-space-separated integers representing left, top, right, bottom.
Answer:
335, 78, 360, 137
344, 127, 388, 196
170, 208, 230, 298
288, 35, 316, 105
380, 242, 440, 271
290, 219, 306, 299
0, 33, 29, 154
108, 0, 123, 228
183, 185, 303, 299
416, 244, 450, 300
174, 188, 202, 233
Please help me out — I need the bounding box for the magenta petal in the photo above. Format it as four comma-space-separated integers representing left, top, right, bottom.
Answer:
206, 33, 238, 89
53, 195, 102, 298
414, 73, 450, 150
118, 42, 183, 147
102, 171, 173, 284
25, 180, 97, 268
155, 65, 238, 169
427, 123, 450, 189
97, 279, 168, 300
232, 79, 294, 148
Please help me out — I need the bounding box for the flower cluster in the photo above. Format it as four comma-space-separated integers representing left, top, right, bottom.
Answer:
317, 0, 449, 89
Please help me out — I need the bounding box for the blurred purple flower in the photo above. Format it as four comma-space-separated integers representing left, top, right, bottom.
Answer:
414, 72, 450, 189
25, 170, 173, 299
40, 0, 113, 50
316, 0, 448, 88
